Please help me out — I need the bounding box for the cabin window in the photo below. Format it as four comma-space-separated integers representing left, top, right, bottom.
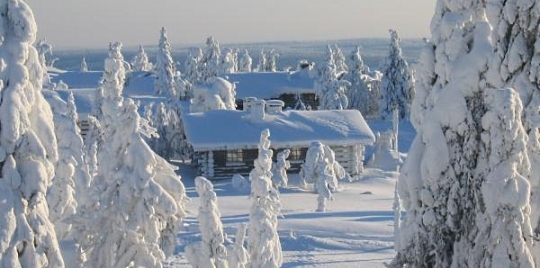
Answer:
227, 149, 243, 163
289, 148, 306, 161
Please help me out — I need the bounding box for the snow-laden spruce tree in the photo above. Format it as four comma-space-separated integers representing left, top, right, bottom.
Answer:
239, 49, 252, 72
473, 88, 534, 267
200, 36, 221, 82
83, 115, 101, 177
391, 1, 535, 267
80, 56, 88, 72
380, 29, 414, 120
131, 45, 153, 72
185, 177, 228, 268
346, 46, 372, 115
84, 42, 188, 268
185, 48, 203, 84
155, 27, 178, 98
46, 91, 91, 240
190, 76, 236, 113
332, 44, 347, 74
256, 49, 266, 72
0, 0, 64, 266
313, 61, 350, 110
264, 49, 278, 72
248, 129, 282, 268
486, 0, 540, 232
271, 149, 290, 188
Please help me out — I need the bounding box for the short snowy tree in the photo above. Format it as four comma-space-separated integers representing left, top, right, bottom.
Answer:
247, 129, 282, 268
131, 45, 153, 72
239, 49, 252, 72
380, 29, 414, 120
391, 2, 535, 267
221, 48, 236, 74
0, 0, 65, 266
185, 177, 228, 268
256, 49, 266, 72
80, 56, 88, 72
200, 36, 221, 82
84, 42, 188, 268
154, 27, 179, 98
271, 149, 290, 188
264, 49, 278, 72
227, 224, 250, 268
300, 142, 348, 212
185, 48, 203, 84
313, 61, 350, 110
83, 115, 101, 177
36, 38, 53, 88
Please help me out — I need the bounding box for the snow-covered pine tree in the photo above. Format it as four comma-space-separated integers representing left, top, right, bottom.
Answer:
239, 49, 252, 72
248, 129, 282, 268
131, 45, 153, 72
84, 41, 188, 267
265, 49, 278, 72
380, 29, 414, 120
313, 61, 350, 110
391, 1, 535, 267
200, 36, 221, 82
154, 27, 178, 98
83, 116, 101, 177
486, 0, 540, 233
46, 91, 91, 240
346, 46, 371, 115
80, 56, 88, 72
185, 176, 228, 268
257, 49, 266, 72
0, 0, 64, 266
332, 44, 347, 74
185, 48, 203, 84
220, 48, 236, 74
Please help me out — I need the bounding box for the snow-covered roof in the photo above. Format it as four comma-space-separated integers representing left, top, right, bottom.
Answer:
182, 109, 375, 151
226, 70, 315, 100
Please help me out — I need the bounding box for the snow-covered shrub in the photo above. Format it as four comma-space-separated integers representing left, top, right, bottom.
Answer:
83, 41, 188, 268
190, 76, 236, 113
186, 177, 228, 268
272, 149, 291, 188
247, 129, 282, 267
154, 27, 178, 98
300, 142, 347, 212
380, 29, 414, 120
227, 224, 250, 268
0, 0, 64, 265
131, 45, 153, 72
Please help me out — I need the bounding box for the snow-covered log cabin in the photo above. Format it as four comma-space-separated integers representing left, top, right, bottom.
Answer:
181, 99, 376, 179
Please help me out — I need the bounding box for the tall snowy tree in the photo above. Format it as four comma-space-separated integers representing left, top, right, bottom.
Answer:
200, 36, 221, 82
391, 1, 535, 267
380, 29, 415, 120
84, 41, 188, 267
154, 27, 178, 98
185, 177, 228, 268
46, 91, 91, 240
248, 129, 282, 268
185, 48, 203, 84
131, 45, 153, 72
346, 46, 372, 115
0, 0, 64, 266
239, 49, 252, 72
332, 44, 347, 74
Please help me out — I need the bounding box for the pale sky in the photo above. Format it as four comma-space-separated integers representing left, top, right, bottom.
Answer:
27, 0, 435, 49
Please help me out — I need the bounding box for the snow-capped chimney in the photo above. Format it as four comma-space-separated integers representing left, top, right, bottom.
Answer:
266, 100, 284, 114
250, 99, 266, 121
243, 97, 257, 112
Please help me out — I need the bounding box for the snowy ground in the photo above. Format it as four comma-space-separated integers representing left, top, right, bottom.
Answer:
166, 120, 412, 267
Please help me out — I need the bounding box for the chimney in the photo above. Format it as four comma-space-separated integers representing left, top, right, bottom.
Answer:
250, 99, 266, 121
266, 100, 285, 114
243, 97, 257, 112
